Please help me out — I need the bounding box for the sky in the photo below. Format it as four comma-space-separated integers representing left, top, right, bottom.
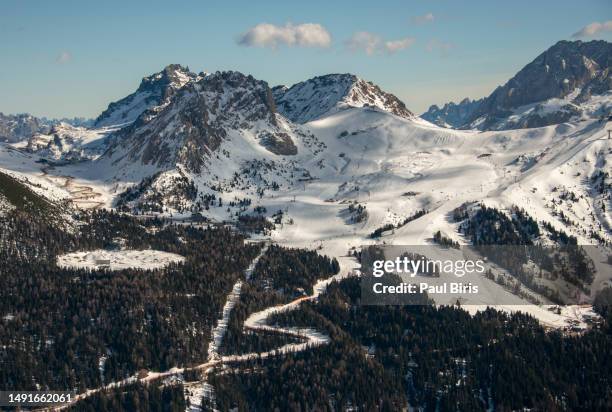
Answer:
1, 0, 610, 118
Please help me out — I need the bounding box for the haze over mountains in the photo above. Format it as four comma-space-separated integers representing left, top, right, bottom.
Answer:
0, 113, 92, 143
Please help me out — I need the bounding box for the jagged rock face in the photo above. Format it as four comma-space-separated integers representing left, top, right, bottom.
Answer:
465, 40, 611, 130
421, 98, 483, 128
258, 131, 297, 155
94, 64, 196, 127
0, 113, 47, 143
106, 71, 295, 173
273, 74, 414, 123
574, 67, 611, 103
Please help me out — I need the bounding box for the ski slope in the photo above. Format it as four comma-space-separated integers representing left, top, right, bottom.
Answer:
2, 106, 610, 327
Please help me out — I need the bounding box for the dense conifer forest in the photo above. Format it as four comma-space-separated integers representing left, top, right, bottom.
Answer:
220, 245, 339, 356
456, 204, 597, 300
65, 382, 186, 412
1, 187, 610, 411
0, 208, 260, 392
214, 277, 612, 411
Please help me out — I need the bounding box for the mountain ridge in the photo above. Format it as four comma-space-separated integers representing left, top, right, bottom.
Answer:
422, 40, 611, 130
102, 70, 298, 174
273, 73, 414, 123
94, 64, 198, 128
421, 97, 483, 128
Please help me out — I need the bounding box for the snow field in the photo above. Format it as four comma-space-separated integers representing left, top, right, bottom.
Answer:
57, 249, 185, 271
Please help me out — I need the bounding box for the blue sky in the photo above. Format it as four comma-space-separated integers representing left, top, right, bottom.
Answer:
1, 0, 610, 118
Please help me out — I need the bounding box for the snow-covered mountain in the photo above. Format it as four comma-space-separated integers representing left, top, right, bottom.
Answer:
273, 74, 414, 123
19, 65, 199, 163
424, 40, 611, 130
421, 98, 483, 128
94, 64, 197, 128
1, 44, 610, 321
1, 112, 96, 144
90, 71, 420, 213
0, 113, 49, 143
90, 70, 330, 211
103, 70, 302, 174
25, 122, 109, 162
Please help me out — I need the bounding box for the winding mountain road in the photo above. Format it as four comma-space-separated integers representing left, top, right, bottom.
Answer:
40, 166, 105, 209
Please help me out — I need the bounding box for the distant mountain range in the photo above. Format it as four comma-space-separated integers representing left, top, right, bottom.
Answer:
2, 40, 610, 150
420, 98, 483, 129
0, 113, 93, 143
0, 40, 608, 214
0, 113, 44, 143
422, 40, 611, 130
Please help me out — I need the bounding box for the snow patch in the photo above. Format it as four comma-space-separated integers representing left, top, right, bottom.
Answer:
57, 249, 185, 271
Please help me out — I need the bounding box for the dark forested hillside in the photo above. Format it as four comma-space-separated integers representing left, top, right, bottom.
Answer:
1, 202, 609, 411
250, 244, 339, 296
455, 204, 596, 301
257, 277, 612, 411
211, 337, 406, 412
0, 208, 260, 392
64, 381, 186, 412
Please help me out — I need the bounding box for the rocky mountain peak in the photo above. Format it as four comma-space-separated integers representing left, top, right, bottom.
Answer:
94, 64, 197, 128
136, 64, 195, 98
464, 40, 611, 129
196, 70, 277, 125
273, 73, 413, 123
490, 40, 608, 108
423, 40, 611, 131
104, 70, 296, 174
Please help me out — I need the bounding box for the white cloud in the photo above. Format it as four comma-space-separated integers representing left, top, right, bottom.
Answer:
346, 31, 381, 55
572, 21, 612, 38
412, 12, 435, 25
385, 38, 416, 53
56, 51, 72, 64
346, 31, 415, 55
237, 23, 331, 49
